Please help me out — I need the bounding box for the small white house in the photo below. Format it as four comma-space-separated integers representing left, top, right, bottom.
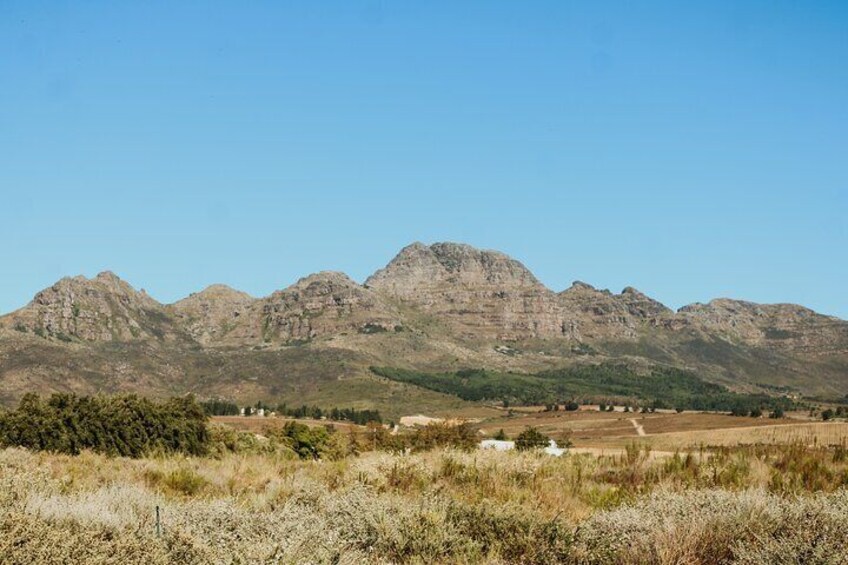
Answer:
256, 408, 265, 417
544, 439, 566, 457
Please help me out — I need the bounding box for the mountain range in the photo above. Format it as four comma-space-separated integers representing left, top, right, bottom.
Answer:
1, 242, 846, 416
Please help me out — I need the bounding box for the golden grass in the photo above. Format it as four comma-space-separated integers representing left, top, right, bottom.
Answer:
476, 409, 845, 451
4, 439, 848, 563
641, 422, 848, 451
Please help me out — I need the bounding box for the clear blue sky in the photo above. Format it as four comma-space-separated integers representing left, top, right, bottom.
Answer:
1, 1, 846, 318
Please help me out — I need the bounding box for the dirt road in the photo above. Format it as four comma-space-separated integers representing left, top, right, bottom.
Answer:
630, 418, 647, 437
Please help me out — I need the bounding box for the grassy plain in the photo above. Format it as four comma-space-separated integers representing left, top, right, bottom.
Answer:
4, 437, 848, 563
5, 406, 848, 563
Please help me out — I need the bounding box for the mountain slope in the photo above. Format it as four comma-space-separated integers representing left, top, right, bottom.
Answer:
0, 242, 846, 415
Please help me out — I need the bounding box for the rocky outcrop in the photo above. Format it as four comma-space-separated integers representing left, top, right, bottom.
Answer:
1, 272, 178, 342
170, 285, 255, 345
677, 299, 848, 355
366, 242, 567, 340
557, 282, 673, 340
246, 272, 403, 344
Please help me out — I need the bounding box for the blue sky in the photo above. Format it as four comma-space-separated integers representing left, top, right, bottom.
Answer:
1, 1, 846, 318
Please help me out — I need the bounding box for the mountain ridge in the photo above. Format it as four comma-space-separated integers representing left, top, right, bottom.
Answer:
1, 241, 846, 414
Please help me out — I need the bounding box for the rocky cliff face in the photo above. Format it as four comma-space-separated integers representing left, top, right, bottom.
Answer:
2, 272, 179, 342
558, 282, 657, 340
365, 243, 679, 342
366, 242, 567, 340
169, 285, 255, 345
240, 272, 403, 344
677, 299, 848, 355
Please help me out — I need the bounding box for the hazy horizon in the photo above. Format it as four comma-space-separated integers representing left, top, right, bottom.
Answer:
2, 2, 846, 318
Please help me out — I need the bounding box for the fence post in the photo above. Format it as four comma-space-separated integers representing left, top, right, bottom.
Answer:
155, 505, 161, 538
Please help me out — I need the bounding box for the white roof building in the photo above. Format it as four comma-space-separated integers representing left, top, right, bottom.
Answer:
544, 439, 566, 457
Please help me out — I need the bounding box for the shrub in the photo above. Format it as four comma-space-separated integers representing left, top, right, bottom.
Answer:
162, 467, 208, 496
410, 423, 477, 452
268, 421, 332, 460
515, 427, 549, 451
0, 393, 209, 457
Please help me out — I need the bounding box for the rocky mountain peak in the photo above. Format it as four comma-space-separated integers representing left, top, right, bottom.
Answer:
2, 272, 174, 342
618, 286, 672, 318
366, 242, 559, 340
290, 271, 362, 292
366, 241, 543, 293
560, 281, 613, 297
676, 298, 848, 354
255, 271, 401, 343
175, 284, 254, 305
169, 284, 255, 345
429, 242, 541, 285
568, 281, 597, 291
95, 270, 121, 282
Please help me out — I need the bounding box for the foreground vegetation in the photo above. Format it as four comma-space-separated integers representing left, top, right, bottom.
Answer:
0, 394, 208, 457
2, 440, 848, 563
4, 393, 848, 562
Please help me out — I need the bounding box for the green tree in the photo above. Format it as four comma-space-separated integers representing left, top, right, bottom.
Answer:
0, 393, 209, 458
410, 422, 476, 452
515, 426, 549, 451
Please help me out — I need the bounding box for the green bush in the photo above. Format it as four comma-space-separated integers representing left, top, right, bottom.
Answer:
515, 427, 549, 451
0, 393, 209, 457
409, 422, 477, 452
266, 421, 333, 460
163, 467, 208, 496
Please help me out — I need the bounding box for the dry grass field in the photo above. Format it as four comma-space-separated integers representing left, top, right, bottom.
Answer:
4, 438, 848, 564
219, 407, 848, 455
639, 422, 848, 451
3, 404, 848, 563
473, 409, 820, 449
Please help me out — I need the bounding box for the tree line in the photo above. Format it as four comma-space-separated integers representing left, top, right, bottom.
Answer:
200, 399, 382, 425
372, 364, 799, 415
0, 393, 209, 457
